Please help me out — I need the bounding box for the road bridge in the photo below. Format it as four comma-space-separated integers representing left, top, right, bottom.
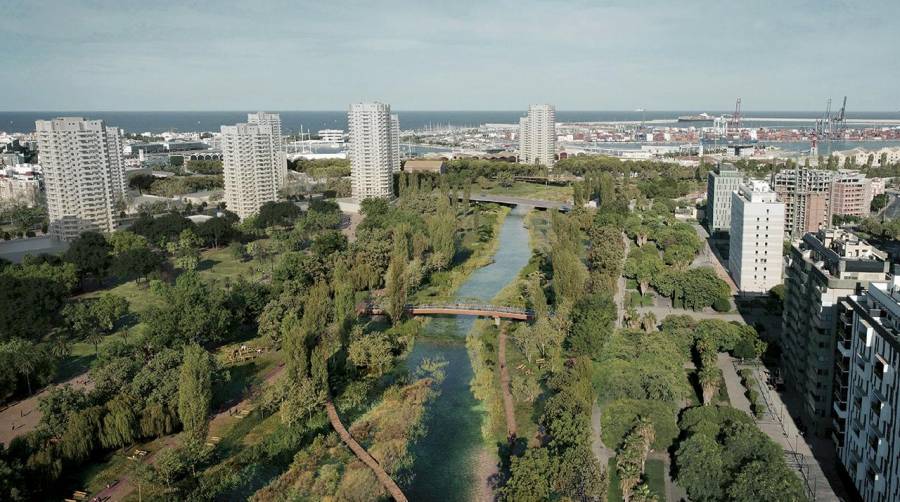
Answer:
461, 193, 571, 211
357, 302, 535, 322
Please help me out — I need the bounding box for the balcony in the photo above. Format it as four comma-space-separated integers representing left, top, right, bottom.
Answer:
833, 398, 848, 418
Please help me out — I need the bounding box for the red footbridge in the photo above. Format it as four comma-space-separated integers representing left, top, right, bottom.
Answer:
357, 302, 535, 321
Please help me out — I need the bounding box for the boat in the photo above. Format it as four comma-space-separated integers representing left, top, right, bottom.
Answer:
677, 113, 715, 123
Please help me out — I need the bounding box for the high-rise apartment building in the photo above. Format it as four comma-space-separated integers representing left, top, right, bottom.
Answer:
390, 114, 400, 173
35, 117, 126, 240
518, 104, 556, 168
771, 168, 833, 237
221, 113, 285, 219
348, 102, 395, 200
247, 111, 287, 185
706, 163, 744, 233
837, 280, 900, 502
781, 229, 889, 436
772, 168, 875, 236
728, 180, 784, 293
831, 171, 874, 220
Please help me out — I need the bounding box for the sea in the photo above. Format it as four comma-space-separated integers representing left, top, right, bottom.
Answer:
3, 110, 900, 135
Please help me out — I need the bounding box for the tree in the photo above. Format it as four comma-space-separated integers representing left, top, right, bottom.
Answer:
727, 459, 807, 502
64, 231, 112, 285
255, 201, 301, 228
502, 447, 553, 501
675, 433, 725, 501
92, 293, 129, 333
871, 193, 888, 212
567, 292, 615, 359
178, 344, 214, 441
129, 174, 156, 194
168, 228, 202, 271
348, 331, 393, 378
383, 237, 408, 324
111, 246, 163, 282
196, 217, 235, 248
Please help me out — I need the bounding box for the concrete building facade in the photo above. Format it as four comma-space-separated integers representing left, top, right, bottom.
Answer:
831, 171, 875, 219
705, 163, 744, 233
771, 168, 833, 237
35, 117, 126, 240
781, 229, 889, 436
728, 180, 784, 293
390, 114, 400, 173
348, 102, 395, 200
0, 164, 40, 207
518, 104, 556, 168
839, 280, 900, 502
221, 114, 285, 219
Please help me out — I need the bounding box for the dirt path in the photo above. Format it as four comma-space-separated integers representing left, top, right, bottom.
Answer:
325, 400, 408, 502
497, 324, 517, 440
0, 373, 94, 446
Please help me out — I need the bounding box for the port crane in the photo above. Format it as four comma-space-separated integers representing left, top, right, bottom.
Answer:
729, 98, 742, 129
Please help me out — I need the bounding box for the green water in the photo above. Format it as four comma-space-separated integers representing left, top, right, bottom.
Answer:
405, 206, 532, 501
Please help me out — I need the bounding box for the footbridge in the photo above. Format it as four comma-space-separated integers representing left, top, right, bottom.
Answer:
357, 302, 535, 321
461, 193, 571, 211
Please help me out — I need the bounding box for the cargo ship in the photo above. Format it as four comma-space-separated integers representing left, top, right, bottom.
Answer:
677, 113, 715, 123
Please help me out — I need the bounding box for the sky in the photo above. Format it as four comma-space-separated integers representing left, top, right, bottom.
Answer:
3, 0, 899, 111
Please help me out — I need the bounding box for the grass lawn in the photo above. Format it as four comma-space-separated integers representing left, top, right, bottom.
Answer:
608, 456, 668, 502
645, 458, 668, 501
196, 245, 259, 281
472, 181, 573, 203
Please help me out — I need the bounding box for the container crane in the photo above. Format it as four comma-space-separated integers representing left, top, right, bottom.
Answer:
729, 98, 742, 129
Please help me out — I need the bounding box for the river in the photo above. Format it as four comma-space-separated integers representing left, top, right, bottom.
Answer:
403, 206, 532, 502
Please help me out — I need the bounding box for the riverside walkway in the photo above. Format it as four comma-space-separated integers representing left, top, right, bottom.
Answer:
357, 302, 535, 321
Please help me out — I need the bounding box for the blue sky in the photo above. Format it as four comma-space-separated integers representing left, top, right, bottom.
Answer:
3, 0, 898, 111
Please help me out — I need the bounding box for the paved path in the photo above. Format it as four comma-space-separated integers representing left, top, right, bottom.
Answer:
613, 232, 631, 328
590, 402, 614, 468
326, 400, 408, 502
467, 193, 569, 210
497, 325, 517, 441
716, 353, 752, 414
635, 305, 745, 322
743, 364, 841, 502
0, 373, 94, 446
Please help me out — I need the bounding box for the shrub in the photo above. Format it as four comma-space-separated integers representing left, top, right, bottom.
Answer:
712, 296, 731, 312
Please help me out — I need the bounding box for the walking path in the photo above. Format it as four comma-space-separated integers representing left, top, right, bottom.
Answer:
497, 325, 517, 440
613, 232, 630, 328
716, 353, 752, 414
589, 402, 614, 468
635, 305, 744, 322
325, 400, 408, 502
742, 363, 841, 501
0, 373, 94, 446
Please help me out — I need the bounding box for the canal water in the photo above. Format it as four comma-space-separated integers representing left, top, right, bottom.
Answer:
404, 206, 532, 502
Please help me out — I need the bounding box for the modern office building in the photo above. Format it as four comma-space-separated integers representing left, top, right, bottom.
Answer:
837, 280, 900, 502
728, 180, 784, 293
221, 114, 285, 219
706, 163, 744, 233
781, 228, 889, 436
35, 117, 126, 240
348, 102, 395, 200
390, 114, 401, 173
518, 104, 556, 168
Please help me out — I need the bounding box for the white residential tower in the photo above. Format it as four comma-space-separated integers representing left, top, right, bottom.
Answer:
518, 104, 557, 168
348, 102, 395, 199
728, 180, 785, 293
35, 117, 126, 241
221, 112, 285, 219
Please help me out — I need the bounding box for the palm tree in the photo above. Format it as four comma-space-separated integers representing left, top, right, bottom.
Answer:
631, 483, 659, 502
49, 332, 72, 359
85, 327, 104, 357
640, 312, 657, 333
16, 343, 38, 395
698, 366, 721, 405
